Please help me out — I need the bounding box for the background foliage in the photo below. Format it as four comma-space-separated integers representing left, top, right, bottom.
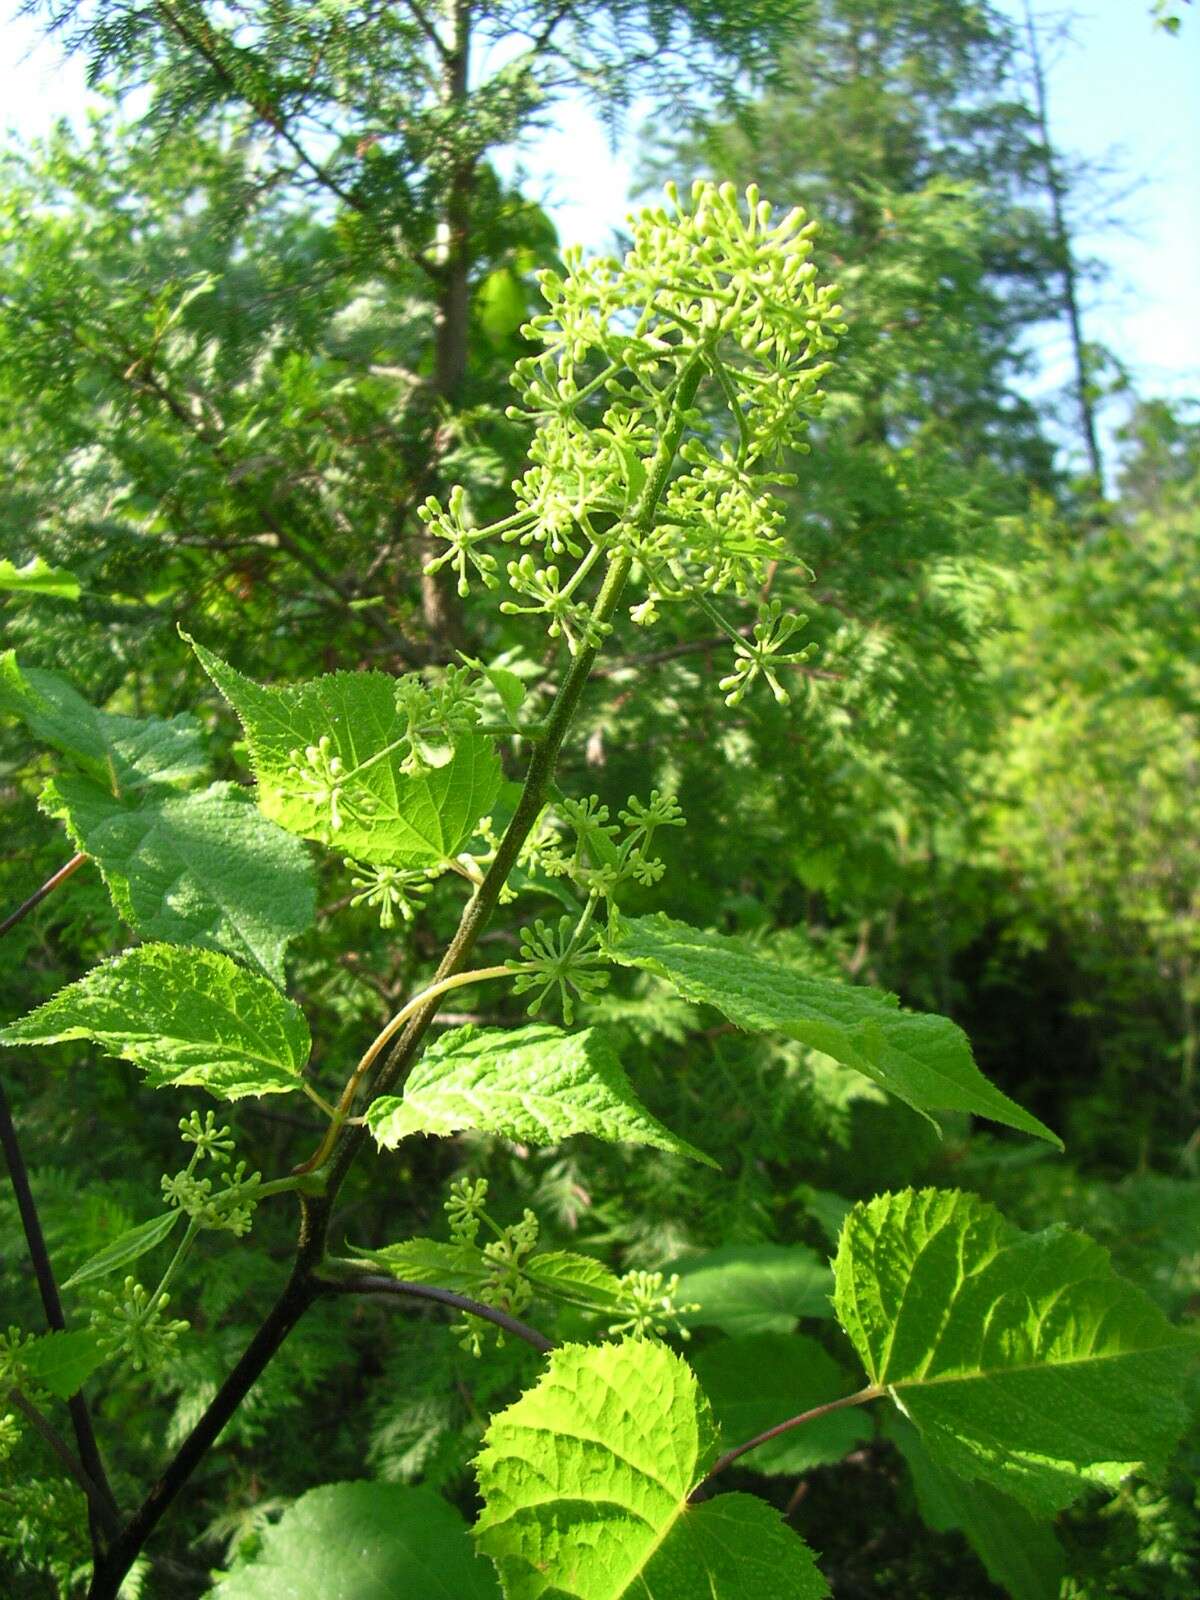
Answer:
1, 1, 1197, 1595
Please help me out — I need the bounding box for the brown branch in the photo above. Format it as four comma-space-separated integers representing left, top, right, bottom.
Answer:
1, 854, 119, 1554
318, 1272, 555, 1354
0, 853, 88, 938
7, 1387, 120, 1539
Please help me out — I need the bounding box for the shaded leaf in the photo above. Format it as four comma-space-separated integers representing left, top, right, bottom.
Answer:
366, 1023, 713, 1165
886, 1415, 1066, 1600
691, 1334, 871, 1475
0, 944, 310, 1101
0, 651, 205, 792
834, 1188, 1200, 1513
673, 1243, 834, 1335
607, 913, 1060, 1144
207, 1481, 499, 1599
42, 776, 316, 984
63, 1210, 182, 1290
475, 1338, 828, 1599
22, 1330, 105, 1398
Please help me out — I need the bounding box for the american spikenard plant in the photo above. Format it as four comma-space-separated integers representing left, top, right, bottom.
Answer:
0, 183, 1197, 1599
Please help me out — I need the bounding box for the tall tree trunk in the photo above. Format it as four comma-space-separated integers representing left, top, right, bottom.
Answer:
1023, 1, 1105, 491
420, 0, 474, 651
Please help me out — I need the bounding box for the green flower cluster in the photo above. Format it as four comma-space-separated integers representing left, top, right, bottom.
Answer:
419, 181, 843, 693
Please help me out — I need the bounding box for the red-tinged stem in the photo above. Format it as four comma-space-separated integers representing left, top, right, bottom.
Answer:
0, 852, 87, 937
688, 1386, 882, 1502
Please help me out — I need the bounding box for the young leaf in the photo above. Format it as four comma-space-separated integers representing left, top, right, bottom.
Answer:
886, 1415, 1067, 1600
0, 556, 81, 599
42, 776, 316, 985
207, 1481, 499, 1599
192, 640, 501, 868
671, 1243, 834, 1335
474, 1339, 829, 1599
521, 1250, 624, 1312
0, 651, 206, 793
62, 1210, 182, 1290
355, 1238, 624, 1315
691, 1333, 871, 1475
352, 1238, 496, 1294
607, 913, 1060, 1145
20, 1330, 105, 1399
365, 1023, 714, 1166
0, 944, 311, 1101
834, 1188, 1200, 1513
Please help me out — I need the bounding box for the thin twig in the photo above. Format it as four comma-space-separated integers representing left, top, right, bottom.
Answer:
0, 853, 88, 938
1, 866, 120, 1549
319, 1273, 555, 1354
688, 1386, 881, 1502
7, 1386, 120, 1539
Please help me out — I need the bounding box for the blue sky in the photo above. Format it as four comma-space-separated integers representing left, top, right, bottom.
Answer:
3, 2, 1197, 432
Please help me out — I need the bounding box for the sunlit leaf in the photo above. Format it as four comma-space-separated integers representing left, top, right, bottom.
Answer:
0, 944, 310, 1101
475, 1339, 829, 1599
834, 1188, 1200, 1512
608, 913, 1060, 1144
366, 1022, 712, 1165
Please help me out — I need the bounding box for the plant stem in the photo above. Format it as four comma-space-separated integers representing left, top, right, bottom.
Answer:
0, 852, 88, 937
316, 1271, 555, 1355
7, 1386, 120, 1539
86, 355, 706, 1597
292, 964, 515, 1176
1, 866, 119, 1556
688, 1385, 882, 1502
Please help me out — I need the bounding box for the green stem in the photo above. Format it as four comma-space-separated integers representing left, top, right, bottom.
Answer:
150, 1219, 199, 1306
87, 355, 708, 1598
293, 963, 516, 1176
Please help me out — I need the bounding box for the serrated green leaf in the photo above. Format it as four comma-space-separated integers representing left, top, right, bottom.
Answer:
886, 1415, 1066, 1600
673, 1243, 834, 1335
0, 557, 80, 600
834, 1188, 1200, 1513
22, 1330, 105, 1398
62, 1210, 182, 1290
207, 1481, 500, 1599
365, 1023, 714, 1165
0, 944, 310, 1101
691, 1334, 871, 1475
0, 651, 206, 793
42, 776, 316, 984
474, 1338, 828, 1599
607, 913, 1060, 1145
192, 640, 502, 868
